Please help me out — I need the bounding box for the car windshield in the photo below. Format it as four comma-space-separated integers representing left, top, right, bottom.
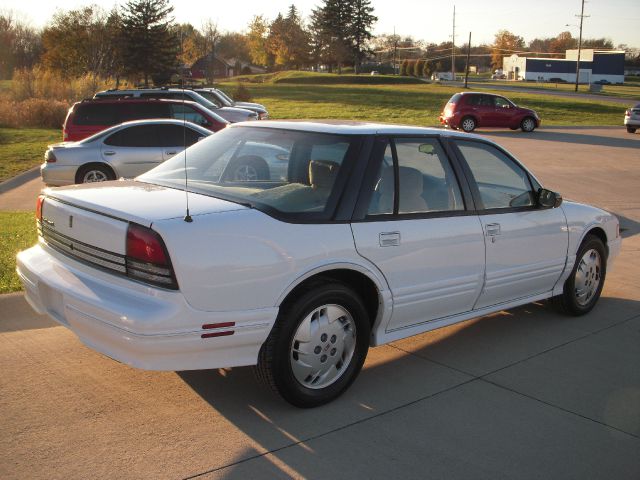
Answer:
197, 90, 230, 108
216, 89, 235, 104
138, 126, 358, 218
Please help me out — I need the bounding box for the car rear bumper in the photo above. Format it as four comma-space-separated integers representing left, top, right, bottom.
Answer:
16, 244, 278, 371
41, 163, 77, 186
624, 118, 640, 127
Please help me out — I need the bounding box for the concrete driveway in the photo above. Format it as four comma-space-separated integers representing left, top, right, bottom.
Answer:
1, 127, 639, 479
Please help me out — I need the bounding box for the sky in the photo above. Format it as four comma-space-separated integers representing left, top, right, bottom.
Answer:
3, 0, 639, 47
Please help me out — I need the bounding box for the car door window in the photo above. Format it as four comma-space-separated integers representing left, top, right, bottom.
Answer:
170, 104, 208, 125
104, 125, 158, 147
155, 124, 201, 147
494, 97, 511, 109
456, 140, 534, 209
119, 103, 171, 122
368, 138, 464, 215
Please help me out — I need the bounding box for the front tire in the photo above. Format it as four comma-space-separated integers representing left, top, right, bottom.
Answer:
461, 116, 476, 132
553, 235, 607, 316
255, 281, 370, 408
521, 117, 536, 132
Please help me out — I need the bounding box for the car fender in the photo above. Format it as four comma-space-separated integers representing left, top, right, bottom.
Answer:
274, 260, 393, 344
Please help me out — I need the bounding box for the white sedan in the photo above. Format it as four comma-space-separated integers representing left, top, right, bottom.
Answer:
17, 121, 621, 407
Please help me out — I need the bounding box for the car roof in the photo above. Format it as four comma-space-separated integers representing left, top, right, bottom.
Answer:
229, 120, 485, 139
113, 118, 211, 131
75, 98, 203, 107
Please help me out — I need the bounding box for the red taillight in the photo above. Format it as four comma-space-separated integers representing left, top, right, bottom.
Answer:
125, 223, 177, 289
625, 109, 631, 117
36, 195, 44, 221
45, 150, 57, 163
444, 103, 456, 117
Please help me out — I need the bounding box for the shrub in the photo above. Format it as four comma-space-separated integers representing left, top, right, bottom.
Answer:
415, 60, 425, 78
0, 98, 69, 128
11, 67, 115, 102
400, 60, 409, 76
232, 82, 252, 102
422, 61, 432, 78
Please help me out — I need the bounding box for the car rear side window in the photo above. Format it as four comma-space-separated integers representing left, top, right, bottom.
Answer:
448, 93, 462, 104
73, 103, 117, 125
155, 124, 202, 147
368, 138, 464, 216
104, 125, 159, 147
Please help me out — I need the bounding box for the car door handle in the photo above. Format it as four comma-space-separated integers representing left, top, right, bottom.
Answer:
165, 151, 177, 156
103, 151, 116, 156
485, 223, 501, 236
379, 232, 401, 247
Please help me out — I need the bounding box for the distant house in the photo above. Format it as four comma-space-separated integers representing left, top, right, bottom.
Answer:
190, 54, 233, 79
503, 49, 625, 84
190, 54, 266, 79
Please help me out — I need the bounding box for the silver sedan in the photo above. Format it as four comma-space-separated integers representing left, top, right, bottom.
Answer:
41, 119, 212, 186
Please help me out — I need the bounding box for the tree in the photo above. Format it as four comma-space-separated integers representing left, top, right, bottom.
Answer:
217, 32, 251, 63
422, 60, 432, 78
550, 31, 577, 57
120, 0, 178, 86
414, 59, 425, 77
247, 15, 270, 66
0, 13, 42, 79
399, 59, 409, 76
491, 30, 525, 70
267, 8, 310, 70
199, 19, 220, 83
348, 0, 377, 73
42, 6, 120, 78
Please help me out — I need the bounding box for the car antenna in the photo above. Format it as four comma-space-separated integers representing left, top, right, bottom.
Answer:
180, 36, 193, 223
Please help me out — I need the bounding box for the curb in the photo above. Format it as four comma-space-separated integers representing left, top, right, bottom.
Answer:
0, 167, 40, 195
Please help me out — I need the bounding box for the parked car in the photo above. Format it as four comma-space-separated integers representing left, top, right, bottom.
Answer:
43, 119, 211, 185
440, 92, 541, 132
194, 88, 269, 119
624, 103, 640, 133
18, 121, 620, 407
93, 88, 259, 123
62, 98, 228, 141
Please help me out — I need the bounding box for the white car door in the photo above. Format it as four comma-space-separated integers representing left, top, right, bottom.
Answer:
452, 139, 568, 309
101, 125, 164, 178
351, 137, 486, 332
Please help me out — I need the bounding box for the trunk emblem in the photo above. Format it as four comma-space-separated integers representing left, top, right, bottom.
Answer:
69, 216, 73, 228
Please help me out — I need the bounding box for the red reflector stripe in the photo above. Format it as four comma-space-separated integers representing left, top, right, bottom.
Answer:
201, 331, 234, 339
202, 322, 235, 330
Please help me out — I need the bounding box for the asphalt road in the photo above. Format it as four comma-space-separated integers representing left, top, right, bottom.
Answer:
1, 127, 639, 479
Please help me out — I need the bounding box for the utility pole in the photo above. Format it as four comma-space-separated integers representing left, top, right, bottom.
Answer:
574, 0, 589, 92
451, 6, 456, 81
464, 32, 471, 88
393, 26, 398, 75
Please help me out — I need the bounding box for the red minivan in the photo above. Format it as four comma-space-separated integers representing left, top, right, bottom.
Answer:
63, 98, 229, 141
439, 92, 540, 133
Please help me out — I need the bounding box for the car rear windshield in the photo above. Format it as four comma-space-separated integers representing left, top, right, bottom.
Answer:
138, 126, 360, 220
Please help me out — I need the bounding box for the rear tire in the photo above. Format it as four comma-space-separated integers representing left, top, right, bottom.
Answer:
553, 235, 607, 316
76, 164, 115, 184
255, 280, 370, 408
627, 126, 636, 134
461, 116, 476, 132
521, 117, 536, 132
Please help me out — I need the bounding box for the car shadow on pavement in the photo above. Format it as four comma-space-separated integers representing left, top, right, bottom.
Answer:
176, 295, 640, 478
486, 130, 639, 149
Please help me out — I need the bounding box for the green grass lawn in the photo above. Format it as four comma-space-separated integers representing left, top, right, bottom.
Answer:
220, 72, 625, 126
0, 212, 37, 294
0, 128, 59, 183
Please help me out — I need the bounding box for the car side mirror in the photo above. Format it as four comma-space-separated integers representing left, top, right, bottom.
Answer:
538, 188, 562, 208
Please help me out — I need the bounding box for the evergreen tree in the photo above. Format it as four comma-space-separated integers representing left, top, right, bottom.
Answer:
120, 0, 178, 86
348, 0, 377, 73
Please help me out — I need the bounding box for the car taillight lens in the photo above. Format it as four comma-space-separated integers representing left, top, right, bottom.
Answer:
45, 150, 57, 163
126, 223, 178, 289
35, 195, 44, 221
444, 103, 456, 116
625, 109, 631, 117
